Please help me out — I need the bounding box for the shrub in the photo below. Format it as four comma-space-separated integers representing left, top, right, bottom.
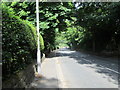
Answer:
2, 4, 44, 80
40, 34, 45, 51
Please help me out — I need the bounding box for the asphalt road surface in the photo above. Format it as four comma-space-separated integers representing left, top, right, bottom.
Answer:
53, 47, 119, 88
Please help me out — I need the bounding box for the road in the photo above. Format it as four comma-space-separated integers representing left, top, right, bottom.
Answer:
54, 48, 119, 88
30, 47, 119, 88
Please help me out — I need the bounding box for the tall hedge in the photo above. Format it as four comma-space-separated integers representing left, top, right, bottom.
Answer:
2, 4, 44, 79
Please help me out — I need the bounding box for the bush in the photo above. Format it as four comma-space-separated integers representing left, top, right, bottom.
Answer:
40, 34, 44, 51
2, 4, 44, 80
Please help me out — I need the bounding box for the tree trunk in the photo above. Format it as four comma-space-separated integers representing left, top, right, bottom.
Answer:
92, 30, 95, 52
93, 38, 95, 52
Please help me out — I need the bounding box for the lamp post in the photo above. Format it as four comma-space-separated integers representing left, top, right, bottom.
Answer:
36, 0, 41, 75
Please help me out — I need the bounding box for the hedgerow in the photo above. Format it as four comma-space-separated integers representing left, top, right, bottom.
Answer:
2, 4, 44, 80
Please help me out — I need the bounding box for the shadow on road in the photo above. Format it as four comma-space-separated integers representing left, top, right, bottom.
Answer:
30, 76, 59, 88
48, 48, 119, 85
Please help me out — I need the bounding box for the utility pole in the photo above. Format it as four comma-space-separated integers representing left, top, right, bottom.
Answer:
36, 0, 41, 75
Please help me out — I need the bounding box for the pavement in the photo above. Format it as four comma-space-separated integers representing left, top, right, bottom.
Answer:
30, 57, 59, 88
30, 48, 119, 88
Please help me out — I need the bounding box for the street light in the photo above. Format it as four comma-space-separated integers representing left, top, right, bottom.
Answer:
36, 0, 42, 76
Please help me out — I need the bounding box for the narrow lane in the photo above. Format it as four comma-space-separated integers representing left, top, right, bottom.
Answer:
55, 48, 119, 88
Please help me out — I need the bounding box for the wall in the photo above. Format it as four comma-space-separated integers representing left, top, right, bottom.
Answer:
2, 62, 35, 88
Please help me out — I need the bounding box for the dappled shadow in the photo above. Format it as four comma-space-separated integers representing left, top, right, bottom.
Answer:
54, 48, 119, 85
46, 51, 57, 58
30, 76, 59, 88
46, 48, 70, 58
